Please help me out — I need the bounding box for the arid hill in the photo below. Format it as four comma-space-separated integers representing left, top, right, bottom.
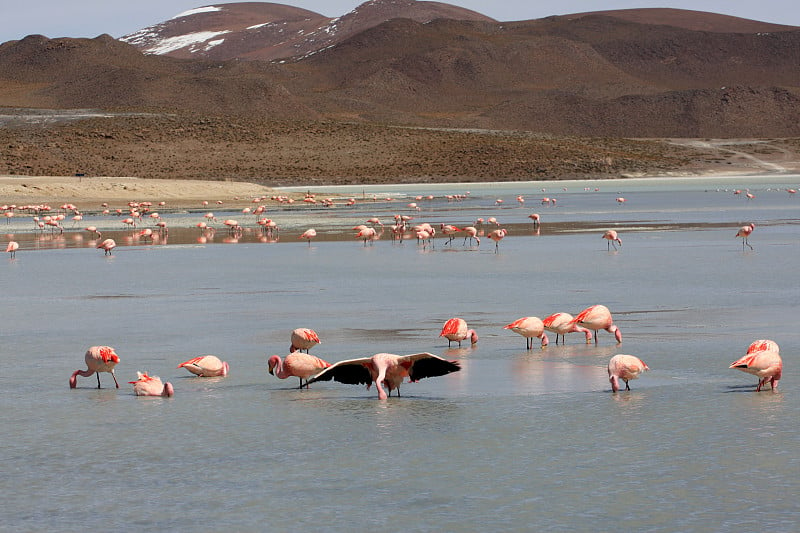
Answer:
0, 3, 799, 183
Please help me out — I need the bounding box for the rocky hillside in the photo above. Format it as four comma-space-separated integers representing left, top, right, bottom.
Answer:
1, 3, 799, 182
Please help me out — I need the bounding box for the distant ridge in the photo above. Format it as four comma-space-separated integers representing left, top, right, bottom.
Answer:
0, 3, 799, 138
120, 1, 495, 61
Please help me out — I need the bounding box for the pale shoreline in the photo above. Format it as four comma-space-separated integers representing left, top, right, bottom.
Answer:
1, 164, 799, 209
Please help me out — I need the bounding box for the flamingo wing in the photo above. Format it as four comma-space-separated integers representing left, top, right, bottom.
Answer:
573, 306, 596, 323
307, 357, 374, 386
402, 353, 461, 381
440, 318, 463, 337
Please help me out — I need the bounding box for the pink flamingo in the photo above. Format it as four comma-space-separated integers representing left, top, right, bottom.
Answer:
607, 354, 649, 392
69, 345, 121, 389
306, 352, 460, 399
177, 355, 229, 377
440, 224, 461, 245
356, 226, 378, 245
736, 223, 755, 250
573, 305, 622, 344
440, 318, 478, 347
542, 312, 593, 344
488, 228, 507, 253
129, 371, 174, 397
730, 342, 782, 391
462, 226, 480, 246
300, 228, 317, 246
290, 328, 321, 353
602, 230, 622, 250
6, 240, 19, 258
97, 238, 116, 255
268, 353, 331, 388
504, 317, 549, 349
528, 213, 540, 227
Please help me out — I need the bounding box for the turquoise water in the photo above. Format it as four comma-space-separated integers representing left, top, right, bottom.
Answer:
2, 176, 799, 531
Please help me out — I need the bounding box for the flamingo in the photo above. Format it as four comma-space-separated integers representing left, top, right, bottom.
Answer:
69, 346, 121, 389
462, 226, 480, 246
97, 238, 116, 255
729, 343, 782, 391
129, 371, 174, 397
356, 227, 377, 245
290, 328, 321, 353
440, 318, 478, 347
268, 353, 331, 388
177, 355, 229, 377
6, 240, 19, 258
84, 226, 101, 238
300, 228, 317, 246
736, 223, 755, 250
528, 213, 540, 227
488, 228, 507, 253
573, 305, 622, 344
504, 317, 549, 349
306, 352, 460, 400
603, 230, 622, 250
440, 224, 461, 245
607, 354, 649, 392
542, 312, 593, 344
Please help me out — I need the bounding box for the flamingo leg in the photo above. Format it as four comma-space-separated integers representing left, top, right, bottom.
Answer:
625, 380, 631, 391
96, 373, 101, 389
111, 371, 120, 389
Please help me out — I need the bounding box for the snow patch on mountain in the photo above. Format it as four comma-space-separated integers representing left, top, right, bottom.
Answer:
172, 6, 222, 20
143, 30, 231, 55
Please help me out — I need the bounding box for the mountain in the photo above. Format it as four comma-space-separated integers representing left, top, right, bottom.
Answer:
120, 1, 494, 61
0, 3, 799, 139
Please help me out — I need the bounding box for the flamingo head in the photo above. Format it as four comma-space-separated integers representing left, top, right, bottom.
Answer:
162, 382, 175, 397
469, 329, 479, 344
609, 374, 620, 393
221, 361, 230, 377
267, 355, 281, 375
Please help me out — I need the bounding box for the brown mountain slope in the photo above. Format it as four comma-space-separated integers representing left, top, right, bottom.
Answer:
0, 8, 798, 140
120, 0, 494, 61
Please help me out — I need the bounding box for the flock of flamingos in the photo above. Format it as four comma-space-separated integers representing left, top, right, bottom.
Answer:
4, 189, 785, 398
67, 310, 782, 400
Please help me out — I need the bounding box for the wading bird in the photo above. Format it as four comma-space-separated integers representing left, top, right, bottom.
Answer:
607, 354, 649, 392
69, 346, 120, 389
306, 352, 460, 399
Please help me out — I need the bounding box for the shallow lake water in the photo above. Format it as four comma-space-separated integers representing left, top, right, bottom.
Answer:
2, 175, 800, 531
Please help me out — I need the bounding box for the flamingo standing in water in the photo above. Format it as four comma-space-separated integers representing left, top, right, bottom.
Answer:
504, 317, 549, 349
729, 341, 782, 391
736, 223, 755, 250
69, 346, 121, 389
6, 241, 19, 258
607, 354, 649, 392
177, 355, 229, 377
306, 352, 460, 400
97, 238, 116, 255
602, 230, 622, 250
440, 318, 478, 347
488, 228, 507, 253
129, 371, 174, 397
573, 305, 622, 344
300, 228, 317, 246
290, 328, 321, 353
462, 226, 480, 246
542, 312, 593, 344
528, 213, 540, 227
268, 353, 331, 388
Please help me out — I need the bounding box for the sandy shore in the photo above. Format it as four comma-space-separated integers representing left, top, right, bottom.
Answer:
0, 176, 281, 209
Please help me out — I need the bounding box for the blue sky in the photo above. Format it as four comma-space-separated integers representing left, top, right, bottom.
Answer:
1, 0, 797, 44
